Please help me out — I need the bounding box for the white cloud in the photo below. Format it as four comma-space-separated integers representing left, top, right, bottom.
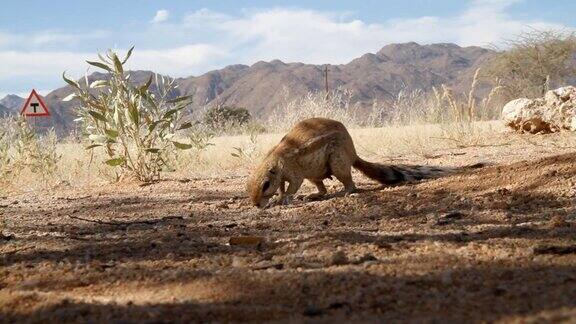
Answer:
0, 30, 108, 50
0, 50, 91, 79
225, 10, 390, 63
29, 31, 108, 46
0, 43, 226, 82
184, 8, 230, 25
178, 1, 569, 66
127, 44, 228, 76
151, 9, 170, 24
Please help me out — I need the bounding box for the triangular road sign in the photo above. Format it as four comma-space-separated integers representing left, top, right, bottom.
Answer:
21, 89, 50, 117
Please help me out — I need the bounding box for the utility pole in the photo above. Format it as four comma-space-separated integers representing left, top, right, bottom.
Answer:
324, 65, 329, 100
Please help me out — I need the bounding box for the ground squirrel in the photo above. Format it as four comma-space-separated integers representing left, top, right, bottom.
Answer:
247, 118, 481, 207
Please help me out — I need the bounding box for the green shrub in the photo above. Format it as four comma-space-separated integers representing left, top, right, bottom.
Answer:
203, 105, 251, 131
63, 47, 194, 182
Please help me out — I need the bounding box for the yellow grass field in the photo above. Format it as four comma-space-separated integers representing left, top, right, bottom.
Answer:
6, 121, 515, 192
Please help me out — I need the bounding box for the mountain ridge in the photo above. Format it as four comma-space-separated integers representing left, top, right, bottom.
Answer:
0, 94, 25, 112
1, 42, 496, 135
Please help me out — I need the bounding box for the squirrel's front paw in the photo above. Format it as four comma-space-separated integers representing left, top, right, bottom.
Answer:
265, 195, 293, 208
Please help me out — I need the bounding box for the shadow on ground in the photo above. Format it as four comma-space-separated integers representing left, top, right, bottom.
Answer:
2, 153, 576, 322
3, 262, 575, 323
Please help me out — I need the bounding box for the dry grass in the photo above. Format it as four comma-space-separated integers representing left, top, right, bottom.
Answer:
169, 120, 509, 177
266, 89, 364, 131
0, 120, 526, 194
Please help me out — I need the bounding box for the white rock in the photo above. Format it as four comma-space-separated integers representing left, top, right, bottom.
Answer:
502, 86, 576, 134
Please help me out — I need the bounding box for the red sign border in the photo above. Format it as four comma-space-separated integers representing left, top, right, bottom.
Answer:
20, 89, 50, 117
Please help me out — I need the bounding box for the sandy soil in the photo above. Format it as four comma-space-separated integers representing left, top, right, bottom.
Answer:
1, 136, 576, 323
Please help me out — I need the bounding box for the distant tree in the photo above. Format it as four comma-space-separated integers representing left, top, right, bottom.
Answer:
203, 105, 251, 130
485, 29, 576, 99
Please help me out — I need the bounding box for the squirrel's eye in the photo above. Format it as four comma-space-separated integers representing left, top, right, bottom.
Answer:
262, 180, 271, 193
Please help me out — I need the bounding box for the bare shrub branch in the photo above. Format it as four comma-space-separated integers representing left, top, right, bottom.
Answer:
485, 29, 576, 99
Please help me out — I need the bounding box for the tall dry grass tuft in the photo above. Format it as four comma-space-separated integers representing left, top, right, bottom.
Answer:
268, 68, 504, 130
428, 69, 504, 147
266, 67, 509, 157
0, 117, 62, 192
266, 88, 363, 131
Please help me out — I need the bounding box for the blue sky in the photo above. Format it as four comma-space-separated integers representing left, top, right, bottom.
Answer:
0, 0, 575, 97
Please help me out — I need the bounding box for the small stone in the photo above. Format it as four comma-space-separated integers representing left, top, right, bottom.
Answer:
443, 211, 465, 219
354, 253, 377, 264
549, 215, 568, 228
232, 256, 248, 267
229, 236, 265, 247
251, 262, 284, 271
330, 250, 348, 266
0, 233, 15, 241
375, 241, 392, 249
303, 306, 324, 317
18, 279, 41, 289
215, 202, 229, 209
534, 245, 576, 255
431, 211, 465, 225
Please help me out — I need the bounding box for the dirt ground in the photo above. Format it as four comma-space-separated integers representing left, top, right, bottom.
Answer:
1, 135, 576, 323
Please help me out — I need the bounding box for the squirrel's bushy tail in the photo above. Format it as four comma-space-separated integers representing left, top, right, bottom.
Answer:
352, 158, 485, 185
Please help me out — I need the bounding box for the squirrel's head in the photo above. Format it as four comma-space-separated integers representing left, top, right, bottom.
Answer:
247, 159, 282, 208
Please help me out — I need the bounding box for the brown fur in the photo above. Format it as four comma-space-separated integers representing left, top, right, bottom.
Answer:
247, 118, 480, 207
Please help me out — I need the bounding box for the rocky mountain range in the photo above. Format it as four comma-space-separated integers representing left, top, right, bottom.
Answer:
0, 94, 25, 112
0, 42, 495, 135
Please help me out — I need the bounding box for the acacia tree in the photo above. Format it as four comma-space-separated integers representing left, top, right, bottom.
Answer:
485, 29, 576, 99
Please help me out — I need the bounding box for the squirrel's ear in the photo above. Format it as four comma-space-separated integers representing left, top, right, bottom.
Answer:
284, 148, 300, 158
268, 166, 278, 175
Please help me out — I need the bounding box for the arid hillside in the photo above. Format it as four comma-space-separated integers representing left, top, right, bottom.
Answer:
176, 42, 492, 116
2, 42, 494, 136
